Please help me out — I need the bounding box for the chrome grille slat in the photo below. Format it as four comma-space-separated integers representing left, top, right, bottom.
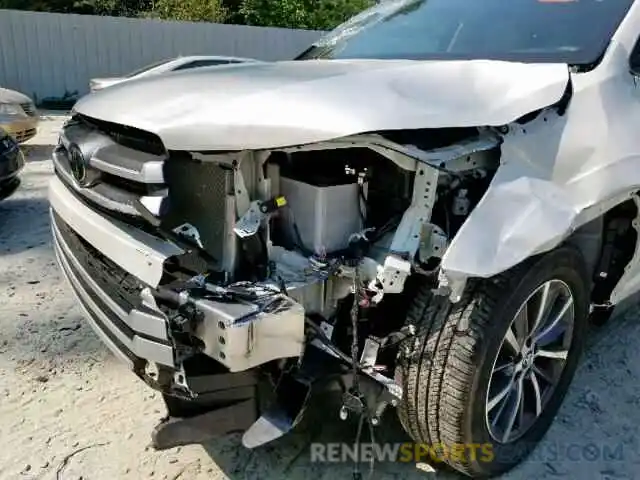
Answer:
61, 121, 166, 184
20, 102, 36, 116
54, 230, 175, 367
53, 214, 170, 342
91, 145, 164, 183
55, 114, 170, 221
14, 128, 37, 143
52, 147, 141, 216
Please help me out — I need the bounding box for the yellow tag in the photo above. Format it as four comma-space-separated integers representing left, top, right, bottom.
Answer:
275, 196, 287, 207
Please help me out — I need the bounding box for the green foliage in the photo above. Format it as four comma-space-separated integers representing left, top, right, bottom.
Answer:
0, 0, 76, 12
0, 0, 153, 16
239, 0, 374, 30
0, 0, 374, 30
146, 0, 228, 23
84, 0, 154, 16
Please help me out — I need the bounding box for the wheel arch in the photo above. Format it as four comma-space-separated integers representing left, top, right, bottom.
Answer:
440, 178, 640, 308
560, 193, 640, 307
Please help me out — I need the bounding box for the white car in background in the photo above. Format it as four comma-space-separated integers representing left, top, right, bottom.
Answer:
89, 55, 260, 92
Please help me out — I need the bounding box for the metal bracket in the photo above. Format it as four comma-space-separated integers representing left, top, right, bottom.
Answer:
233, 164, 251, 218
418, 223, 448, 262
234, 197, 288, 238
389, 166, 439, 257
376, 166, 439, 294
308, 328, 403, 402
173, 223, 204, 249
234, 200, 264, 238
437, 269, 468, 303
359, 336, 380, 369
377, 255, 412, 294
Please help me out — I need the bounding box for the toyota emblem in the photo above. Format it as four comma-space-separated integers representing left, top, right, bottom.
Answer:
68, 144, 87, 185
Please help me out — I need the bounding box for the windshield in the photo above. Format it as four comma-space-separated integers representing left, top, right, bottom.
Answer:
297, 0, 633, 66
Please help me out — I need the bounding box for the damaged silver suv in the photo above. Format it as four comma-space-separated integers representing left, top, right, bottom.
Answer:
49, 0, 640, 476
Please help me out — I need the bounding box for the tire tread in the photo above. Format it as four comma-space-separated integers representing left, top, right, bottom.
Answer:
396, 248, 589, 477
397, 264, 531, 475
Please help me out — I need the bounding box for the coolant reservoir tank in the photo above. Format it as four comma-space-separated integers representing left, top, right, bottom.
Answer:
279, 176, 363, 255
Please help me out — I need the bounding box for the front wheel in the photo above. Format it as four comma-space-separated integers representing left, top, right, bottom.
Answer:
395, 246, 590, 477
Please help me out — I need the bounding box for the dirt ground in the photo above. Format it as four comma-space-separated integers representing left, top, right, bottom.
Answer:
1, 114, 640, 480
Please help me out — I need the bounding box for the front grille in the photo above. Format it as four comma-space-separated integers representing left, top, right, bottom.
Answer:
56, 114, 232, 272
20, 103, 36, 117
100, 172, 162, 196
75, 114, 165, 156
54, 118, 167, 219
14, 128, 36, 143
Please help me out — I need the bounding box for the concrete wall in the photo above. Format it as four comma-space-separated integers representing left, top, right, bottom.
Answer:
0, 9, 322, 100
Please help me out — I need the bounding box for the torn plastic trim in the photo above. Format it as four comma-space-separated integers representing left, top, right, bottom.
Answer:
438, 167, 640, 297
49, 176, 185, 288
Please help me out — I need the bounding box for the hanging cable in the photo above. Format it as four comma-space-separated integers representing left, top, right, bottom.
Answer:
349, 265, 376, 480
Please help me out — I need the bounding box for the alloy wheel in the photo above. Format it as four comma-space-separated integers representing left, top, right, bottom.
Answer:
485, 279, 575, 443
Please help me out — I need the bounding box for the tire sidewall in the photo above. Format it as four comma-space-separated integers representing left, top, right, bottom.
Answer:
466, 247, 590, 475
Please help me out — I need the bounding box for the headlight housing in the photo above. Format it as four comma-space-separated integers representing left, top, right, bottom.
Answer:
0, 103, 25, 116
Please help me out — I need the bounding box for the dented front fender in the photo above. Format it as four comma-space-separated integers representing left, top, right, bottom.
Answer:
441, 167, 578, 281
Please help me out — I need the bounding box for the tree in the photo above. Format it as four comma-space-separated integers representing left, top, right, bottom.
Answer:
0, 0, 373, 29
81, 0, 154, 16
239, 0, 374, 30
0, 0, 153, 16
0, 0, 76, 12
146, 0, 227, 23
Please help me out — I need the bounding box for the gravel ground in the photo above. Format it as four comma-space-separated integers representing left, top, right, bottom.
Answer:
1, 114, 640, 480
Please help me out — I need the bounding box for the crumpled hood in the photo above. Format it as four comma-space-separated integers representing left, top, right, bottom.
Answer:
0, 87, 32, 104
73, 59, 570, 151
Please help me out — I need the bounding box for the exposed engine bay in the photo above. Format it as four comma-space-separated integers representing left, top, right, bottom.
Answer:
48, 0, 640, 475
125, 124, 501, 450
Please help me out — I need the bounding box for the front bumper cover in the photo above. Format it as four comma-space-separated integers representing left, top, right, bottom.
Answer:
50, 175, 267, 444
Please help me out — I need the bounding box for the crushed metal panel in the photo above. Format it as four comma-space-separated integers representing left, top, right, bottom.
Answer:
194, 294, 306, 372
72, 59, 570, 151
441, 5, 640, 304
